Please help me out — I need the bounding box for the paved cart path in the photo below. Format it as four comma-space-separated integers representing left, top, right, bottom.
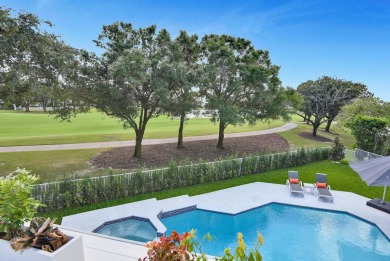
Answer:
0, 122, 297, 153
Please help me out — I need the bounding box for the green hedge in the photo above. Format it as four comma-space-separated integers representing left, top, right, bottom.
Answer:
32, 147, 330, 211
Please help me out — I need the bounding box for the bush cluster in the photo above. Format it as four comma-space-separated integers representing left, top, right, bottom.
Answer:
32, 147, 331, 212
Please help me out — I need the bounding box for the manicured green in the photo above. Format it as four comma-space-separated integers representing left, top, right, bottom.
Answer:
279, 120, 355, 149
0, 115, 356, 183
42, 160, 389, 222
0, 110, 286, 146
0, 148, 109, 182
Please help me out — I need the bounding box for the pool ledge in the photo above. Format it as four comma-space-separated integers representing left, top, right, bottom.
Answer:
62, 182, 390, 250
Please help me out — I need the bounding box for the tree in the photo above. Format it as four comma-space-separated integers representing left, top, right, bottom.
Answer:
0, 7, 45, 108
296, 80, 314, 124
323, 81, 367, 132
0, 7, 78, 111
200, 34, 287, 149
91, 23, 172, 158
329, 137, 345, 162
347, 115, 389, 154
296, 76, 367, 137
336, 97, 390, 127
163, 31, 201, 149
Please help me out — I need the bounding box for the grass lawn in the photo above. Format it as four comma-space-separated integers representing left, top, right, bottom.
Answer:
0, 115, 357, 183
0, 110, 286, 146
279, 120, 355, 149
0, 148, 110, 182
42, 160, 389, 222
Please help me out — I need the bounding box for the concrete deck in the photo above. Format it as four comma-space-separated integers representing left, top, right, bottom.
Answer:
61, 182, 390, 261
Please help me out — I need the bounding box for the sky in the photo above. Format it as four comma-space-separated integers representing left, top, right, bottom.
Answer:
3, 0, 390, 101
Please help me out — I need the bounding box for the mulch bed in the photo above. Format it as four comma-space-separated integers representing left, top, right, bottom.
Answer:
298, 132, 333, 142
90, 134, 290, 170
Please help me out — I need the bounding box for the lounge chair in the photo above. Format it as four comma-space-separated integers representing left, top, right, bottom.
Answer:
314, 173, 334, 202
286, 170, 304, 197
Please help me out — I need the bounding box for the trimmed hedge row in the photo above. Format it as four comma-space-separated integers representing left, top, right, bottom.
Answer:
32, 147, 331, 211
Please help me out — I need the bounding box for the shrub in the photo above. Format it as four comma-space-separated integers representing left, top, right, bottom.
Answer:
0, 169, 69, 254
347, 115, 389, 154
329, 137, 345, 162
0, 168, 44, 239
139, 230, 263, 261
32, 147, 332, 212
339, 159, 349, 165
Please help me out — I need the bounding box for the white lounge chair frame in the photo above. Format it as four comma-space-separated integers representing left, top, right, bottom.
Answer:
286, 170, 304, 197
314, 173, 334, 202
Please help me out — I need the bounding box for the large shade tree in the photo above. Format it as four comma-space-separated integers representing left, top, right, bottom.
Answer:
162, 31, 201, 149
296, 76, 367, 136
295, 80, 314, 124
200, 34, 287, 149
91, 23, 172, 158
0, 7, 46, 109
323, 81, 367, 132
0, 7, 78, 111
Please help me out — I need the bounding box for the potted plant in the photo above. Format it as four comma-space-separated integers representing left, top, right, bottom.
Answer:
0, 168, 85, 261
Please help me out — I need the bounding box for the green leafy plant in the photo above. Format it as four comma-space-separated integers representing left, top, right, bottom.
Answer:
216, 232, 263, 261
329, 137, 345, 162
10, 217, 68, 252
346, 115, 389, 154
31, 148, 331, 212
138, 229, 209, 261
0, 168, 44, 239
339, 159, 349, 165
139, 230, 263, 261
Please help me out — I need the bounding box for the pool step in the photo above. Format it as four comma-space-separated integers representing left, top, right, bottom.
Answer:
62, 198, 160, 232
158, 195, 197, 214
61, 196, 199, 239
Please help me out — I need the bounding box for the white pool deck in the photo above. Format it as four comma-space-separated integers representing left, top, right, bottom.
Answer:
60, 182, 390, 261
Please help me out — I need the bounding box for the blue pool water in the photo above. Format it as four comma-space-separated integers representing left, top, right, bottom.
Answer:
161, 204, 390, 260
95, 219, 156, 242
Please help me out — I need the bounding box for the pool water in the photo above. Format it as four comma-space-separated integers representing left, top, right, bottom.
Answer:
161, 204, 390, 260
95, 219, 156, 242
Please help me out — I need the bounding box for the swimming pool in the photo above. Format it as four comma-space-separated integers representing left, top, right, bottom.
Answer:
94, 218, 157, 242
161, 203, 390, 260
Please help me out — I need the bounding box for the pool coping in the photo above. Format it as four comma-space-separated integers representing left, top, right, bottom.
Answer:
61, 182, 390, 242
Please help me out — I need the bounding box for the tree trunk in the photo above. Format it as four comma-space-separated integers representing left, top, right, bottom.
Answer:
312, 123, 319, 137
325, 118, 332, 132
42, 101, 47, 112
177, 113, 185, 149
217, 121, 225, 149
133, 129, 144, 158
25, 101, 30, 112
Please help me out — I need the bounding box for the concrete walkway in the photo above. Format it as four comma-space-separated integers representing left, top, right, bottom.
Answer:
0, 122, 297, 153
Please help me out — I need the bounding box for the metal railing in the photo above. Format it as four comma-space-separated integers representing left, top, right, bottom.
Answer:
351, 148, 383, 162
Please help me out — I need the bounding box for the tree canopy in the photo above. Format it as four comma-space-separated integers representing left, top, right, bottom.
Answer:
336, 97, 390, 127
162, 31, 201, 149
0, 7, 78, 111
347, 115, 389, 155
296, 76, 367, 136
199, 34, 287, 149
90, 23, 173, 158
